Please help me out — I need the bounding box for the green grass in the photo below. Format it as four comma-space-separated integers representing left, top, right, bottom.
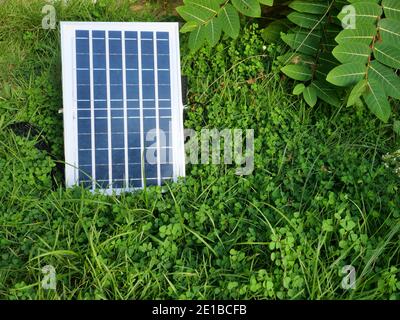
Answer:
0, 0, 400, 300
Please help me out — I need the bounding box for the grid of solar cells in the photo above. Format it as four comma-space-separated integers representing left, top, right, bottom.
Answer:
75, 29, 174, 190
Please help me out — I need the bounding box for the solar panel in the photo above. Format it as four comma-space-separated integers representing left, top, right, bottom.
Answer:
60, 22, 185, 194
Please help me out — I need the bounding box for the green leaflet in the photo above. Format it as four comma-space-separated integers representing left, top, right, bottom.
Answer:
218, 4, 240, 38
281, 64, 313, 81
311, 80, 341, 107
205, 18, 222, 46
382, 0, 400, 20
180, 21, 199, 33
332, 43, 371, 64
335, 25, 376, 45
363, 78, 392, 123
281, 30, 322, 55
373, 43, 400, 69
289, 0, 329, 15
259, 0, 274, 5
326, 63, 366, 87
188, 25, 207, 51
303, 85, 318, 107
368, 61, 400, 100
293, 83, 306, 95
378, 18, 400, 44
231, 0, 261, 17
183, 0, 221, 13
347, 79, 368, 107
287, 11, 324, 29
176, 3, 215, 24
315, 52, 340, 80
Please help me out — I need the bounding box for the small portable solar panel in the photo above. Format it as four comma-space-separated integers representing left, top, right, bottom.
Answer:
60, 22, 185, 193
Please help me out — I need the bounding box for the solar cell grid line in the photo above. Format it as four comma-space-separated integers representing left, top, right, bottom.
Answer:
105, 30, 113, 190
153, 31, 161, 186
121, 30, 129, 190
137, 31, 145, 188
89, 30, 96, 190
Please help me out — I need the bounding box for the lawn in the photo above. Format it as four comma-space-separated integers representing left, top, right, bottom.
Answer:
0, 0, 399, 300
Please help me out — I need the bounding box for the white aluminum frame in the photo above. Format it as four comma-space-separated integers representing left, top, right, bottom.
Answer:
60, 22, 185, 194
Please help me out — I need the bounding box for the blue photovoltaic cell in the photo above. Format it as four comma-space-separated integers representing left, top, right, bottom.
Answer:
142, 55, 154, 69
109, 31, 121, 39
110, 70, 122, 84
76, 40, 89, 53
77, 71, 90, 84
94, 100, 107, 109
77, 85, 90, 100
141, 40, 154, 54
157, 41, 169, 55
79, 150, 91, 166
93, 54, 106, 68
127, 86, 139, 99
158, 55, 169, 69
126, 31, 137, 39
76, 54, 89, 68
112, 109, 124, 117
159, 86, 171, 99
77, 107, 89, 116
142, 70, 154, 84
159, 109, 171, 117
158, 70, 170, 84
110, 40, 122, 53
111, 100, 123, 109
95, 134, 108, 149
161, 164, 173, 177
143, 109, 155, 117
75, 28, 174, 190
78, 100, 90, 109
78, 118, 91, 134
79, 134, 91, 149
112, 118, 124, 133
126, 40, 138, 54
93, 39, 105, 53
128, 164, 142, 179
76, 30, 89, 38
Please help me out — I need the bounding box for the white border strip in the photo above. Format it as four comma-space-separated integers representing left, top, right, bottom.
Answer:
170, 24, 186, 181
153, 32, 162, 186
